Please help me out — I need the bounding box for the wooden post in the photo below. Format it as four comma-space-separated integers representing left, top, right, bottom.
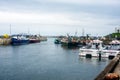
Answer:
98, 51, 101, 61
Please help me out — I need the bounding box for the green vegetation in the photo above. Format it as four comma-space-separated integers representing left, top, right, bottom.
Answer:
111, 33, 120, 38
105, 32, 120, 40
102, 32, 120, 44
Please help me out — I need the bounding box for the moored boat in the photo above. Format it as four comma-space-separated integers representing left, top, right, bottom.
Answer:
61, 36, 79, 46
28, 35, 41, 43
54, 38, 61, 44
101, 40, 120, 59
11, 35, 29, 45
79, 40, 104, 58
79, 39, 120, 59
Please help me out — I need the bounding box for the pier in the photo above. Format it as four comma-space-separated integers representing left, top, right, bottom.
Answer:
95, 53, 120, 80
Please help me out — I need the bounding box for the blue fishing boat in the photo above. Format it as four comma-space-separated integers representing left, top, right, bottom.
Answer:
11, 35, 29, 45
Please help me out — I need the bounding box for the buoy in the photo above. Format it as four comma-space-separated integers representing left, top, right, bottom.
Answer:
3, 34, 9, 38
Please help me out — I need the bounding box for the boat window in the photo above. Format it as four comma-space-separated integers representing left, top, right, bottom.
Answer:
106, 44, 120, 50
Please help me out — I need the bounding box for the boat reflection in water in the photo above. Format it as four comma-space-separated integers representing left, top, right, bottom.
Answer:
79, 57, 110, 65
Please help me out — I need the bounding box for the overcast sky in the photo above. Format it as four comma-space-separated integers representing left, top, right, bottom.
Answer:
0, 0, 120, 36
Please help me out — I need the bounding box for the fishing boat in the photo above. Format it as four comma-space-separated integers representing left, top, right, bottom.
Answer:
61, 36, 79, 46
101, 40, 120, 59
79, 39, 120, 59
11, 35, 29, 45
29, 35, 40, 43
79, 40, 104, 58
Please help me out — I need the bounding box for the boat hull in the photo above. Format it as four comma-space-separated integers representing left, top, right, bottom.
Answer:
29, 39, 40, 43
61, 42, 79, 46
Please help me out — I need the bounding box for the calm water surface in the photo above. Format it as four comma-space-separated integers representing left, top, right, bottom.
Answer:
0, 38, 109, 80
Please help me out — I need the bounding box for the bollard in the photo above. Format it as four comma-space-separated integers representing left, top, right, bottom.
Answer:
104, 73, 119, 80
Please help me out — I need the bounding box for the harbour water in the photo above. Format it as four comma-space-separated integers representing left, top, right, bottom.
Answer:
0, 38, 109, 80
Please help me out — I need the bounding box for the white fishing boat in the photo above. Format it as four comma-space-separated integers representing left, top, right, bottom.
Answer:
101, 40, 120, 59
79, 40, 120, 59
79, 39, 104, 58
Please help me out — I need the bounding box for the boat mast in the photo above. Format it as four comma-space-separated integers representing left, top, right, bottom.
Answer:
74, 29, 77, 36
28, 27, 30, 34
10, 24, 11, 35
82, 28, 84, 36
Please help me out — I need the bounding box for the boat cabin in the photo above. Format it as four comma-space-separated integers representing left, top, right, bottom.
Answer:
108, 40, 120, 50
